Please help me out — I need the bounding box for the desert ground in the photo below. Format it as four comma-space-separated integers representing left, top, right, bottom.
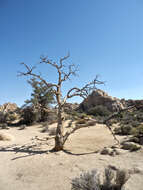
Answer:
0, 123, 143, 190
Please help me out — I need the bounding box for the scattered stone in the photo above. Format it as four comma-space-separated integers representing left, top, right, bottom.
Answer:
100, 147, 116, 156
101, 146, 129, 156
18, 124, 26, 130
121, 142, 141, 151
114, 148, 128, 155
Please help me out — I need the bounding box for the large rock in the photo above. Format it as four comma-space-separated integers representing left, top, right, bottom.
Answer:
0, 102, 18, 113
79, 90, 125, 112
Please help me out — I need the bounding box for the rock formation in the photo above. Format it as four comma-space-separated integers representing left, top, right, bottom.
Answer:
0, 102, 18, 113
79, 89, 125, 112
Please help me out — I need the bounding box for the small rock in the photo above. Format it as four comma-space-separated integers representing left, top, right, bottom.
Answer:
100, 147, 113, 155
19, 124, 26, 130
114, 148, 128, 155
121, 142, 141, 151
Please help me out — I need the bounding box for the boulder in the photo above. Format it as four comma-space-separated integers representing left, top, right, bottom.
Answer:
79, 90, 125, 113
0, 102, 18, 113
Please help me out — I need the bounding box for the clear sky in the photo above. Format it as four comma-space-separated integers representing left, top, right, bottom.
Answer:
0, 0, 143, 106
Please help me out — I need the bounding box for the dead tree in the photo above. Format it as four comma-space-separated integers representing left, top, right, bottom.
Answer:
19, 54, 103, 151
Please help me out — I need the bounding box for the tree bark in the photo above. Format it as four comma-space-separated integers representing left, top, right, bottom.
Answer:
53, 105, 65, 151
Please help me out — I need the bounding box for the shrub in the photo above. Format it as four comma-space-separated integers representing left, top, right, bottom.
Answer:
114, 124, 132, 135
0, 111, 7, 123
21, 106, 40, 125
130, 124, 143, 137
88, 105, 111, 117
71, 166, 130, 190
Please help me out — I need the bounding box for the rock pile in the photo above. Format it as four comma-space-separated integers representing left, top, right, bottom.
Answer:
0, 102, 18, 113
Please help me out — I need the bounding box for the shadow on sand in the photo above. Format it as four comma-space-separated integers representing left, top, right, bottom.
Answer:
0, 144, 49, 160
0, 143, 98, 160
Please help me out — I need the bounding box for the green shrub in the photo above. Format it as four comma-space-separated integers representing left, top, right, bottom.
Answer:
88, 105, 111, 117
21, 106, 40, 125
114, 124, 132, 135
0, 112, 7, 123
130, 124, 143, 137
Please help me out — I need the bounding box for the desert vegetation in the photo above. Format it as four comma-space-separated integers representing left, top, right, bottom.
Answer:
19, 54, 104, 151
71, 166, 130, 190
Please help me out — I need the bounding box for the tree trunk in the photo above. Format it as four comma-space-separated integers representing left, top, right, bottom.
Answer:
53, 105, 65, 151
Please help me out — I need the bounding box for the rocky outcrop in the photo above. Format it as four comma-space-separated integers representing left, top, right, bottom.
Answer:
0, 102, 18, 113
126, 99, 143, 109
79, 90, 125, 112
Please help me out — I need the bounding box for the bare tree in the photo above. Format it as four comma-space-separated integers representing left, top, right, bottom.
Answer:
19, 54, 103, 151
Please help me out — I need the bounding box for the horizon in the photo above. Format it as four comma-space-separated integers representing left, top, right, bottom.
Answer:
0, 0, 143, 107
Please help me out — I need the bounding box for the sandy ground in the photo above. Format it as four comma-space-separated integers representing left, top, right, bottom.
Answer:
0, 123, 143, 190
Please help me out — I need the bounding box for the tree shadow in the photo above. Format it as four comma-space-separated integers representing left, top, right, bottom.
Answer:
0, 143, 49, 160
62, 149, 99, 156
0, 143, 99, 160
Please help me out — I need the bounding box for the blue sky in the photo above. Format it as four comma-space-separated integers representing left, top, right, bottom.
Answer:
0, 0, 143, 106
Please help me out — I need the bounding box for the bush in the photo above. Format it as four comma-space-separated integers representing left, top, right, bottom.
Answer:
0, 111, 7, 123
21, 106, 40, 125
88, 105, 111, 117
71, 166, 130, 190
114, 124, 133, 135
130, 124, 143, 137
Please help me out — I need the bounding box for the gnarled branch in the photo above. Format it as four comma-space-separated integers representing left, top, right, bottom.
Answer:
18, 62, 58, 89
64, 76, 104, 101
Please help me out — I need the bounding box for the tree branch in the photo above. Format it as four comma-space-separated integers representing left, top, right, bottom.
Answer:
66, 76, 104, 99
63, 119, 96, 143
103, 105, 135, 144
59, 53, 70, 68
18, 62, 58, 89
61, 64, 78, 82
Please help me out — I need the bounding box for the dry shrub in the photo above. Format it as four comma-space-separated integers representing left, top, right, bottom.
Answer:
71, 166, 130, 190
